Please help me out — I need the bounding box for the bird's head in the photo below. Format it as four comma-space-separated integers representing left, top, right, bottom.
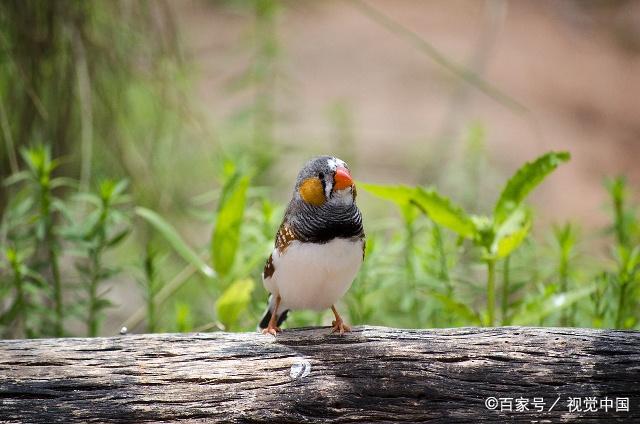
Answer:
294, 156, 356, 207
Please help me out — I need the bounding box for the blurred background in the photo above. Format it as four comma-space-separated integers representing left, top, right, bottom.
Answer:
1, 0, 639, 338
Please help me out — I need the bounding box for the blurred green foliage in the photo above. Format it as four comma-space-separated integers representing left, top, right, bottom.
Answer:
1, 1, 639, 339
362, 151, 571, 326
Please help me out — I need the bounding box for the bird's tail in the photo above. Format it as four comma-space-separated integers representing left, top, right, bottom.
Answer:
258, 295, 290, 330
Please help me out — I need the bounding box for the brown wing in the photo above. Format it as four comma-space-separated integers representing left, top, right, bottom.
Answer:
262, 224, 297, 280
263, 253, 275, 279
274, 223, 297, 253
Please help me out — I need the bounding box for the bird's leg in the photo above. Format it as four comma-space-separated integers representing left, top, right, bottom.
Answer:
262, 295, 282, 336
330, 305, 351, 335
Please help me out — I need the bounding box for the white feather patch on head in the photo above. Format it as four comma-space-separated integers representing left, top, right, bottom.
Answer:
325, 157, 352, 203
325, 157, 345, 199
326, 157, 346, 171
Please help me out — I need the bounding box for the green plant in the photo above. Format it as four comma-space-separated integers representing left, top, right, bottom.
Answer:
591, 272, 609, 328
605, 177, 640, 329
4, 146, 70, 335
138, 242, 165, 333
362, 151, 571, 326
1, 247, 45, 338
174, 302, 193, 333
69, 179, 131, 337
132, 165, 254, 331
215, 278, 255, 331
1, 146, 139, 338
222, 0, 283, 183
613, 247, 640, 328
345, 235, 376, 324
606, 177, 634, 248
135, 207, 215, 279
501, 256, 512, 325
211, 171, 250, 278
552, 223, 578, 326
0, 1, 185, 198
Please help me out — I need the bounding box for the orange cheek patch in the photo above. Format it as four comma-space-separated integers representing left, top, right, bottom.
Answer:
299, 177, 326, 206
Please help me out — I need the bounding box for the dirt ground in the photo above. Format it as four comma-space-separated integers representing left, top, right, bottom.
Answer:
171, 0, 640, 229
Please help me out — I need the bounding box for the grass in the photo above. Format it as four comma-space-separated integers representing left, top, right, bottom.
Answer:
1, 143, 638, 338
70, 179, 131, 336
1, 1, 639, 339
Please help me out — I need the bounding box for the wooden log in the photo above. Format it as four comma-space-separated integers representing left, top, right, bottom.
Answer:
1, 326, 639, 423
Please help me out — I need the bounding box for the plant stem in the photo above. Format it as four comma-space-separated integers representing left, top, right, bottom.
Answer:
9, 254, 25, 337
615, 281, 627, 329
591, 280, 603, 328
433, 224, 452, 297
50, 249, 63, 336
486, 259, 496, 327
613, 189, 626, 248
87, 203, 108, 337
350, 0, 528, 113
41, 183, 64, 336
144, 244, 157, 333
88, 261, 98, 337
123, 263, 199, 332
501, 256, 510, 325
559, 252, 569, 327
147, 286, 156, 333
87, 242, 103, 337
0, 100, 18, 174
403, 214, 419, 324
404, 217, 415, 281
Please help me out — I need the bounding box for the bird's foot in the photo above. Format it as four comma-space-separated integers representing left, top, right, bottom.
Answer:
261, 325, 281, 336
331, 319, 351, 335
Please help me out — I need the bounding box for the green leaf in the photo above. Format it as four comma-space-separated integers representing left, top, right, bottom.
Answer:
360, 183, 476, 236
50, 177, 78, 190
106, 228, 131, 248
211, 174, 250, 277
112, 179, 130, 197
411, 187, 477, 238
553, 222, 578, 260
135, 207, 214, 278
429, 291, 483, 325
5, 247, 18, 264
72, 192, 102, 207
358, 182, 415, 207
495, 223, 530, 259
494, 151, 570, 225
215, 278, 255, 329
4, 171, 30, 186
491, 207, 532, 259
175, 302, 193, 333
94, 298, 114, 311
512, 286, 595, 325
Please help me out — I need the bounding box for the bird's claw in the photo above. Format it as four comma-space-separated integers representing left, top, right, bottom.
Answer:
262, 326, 281, 336
331, 319, 351, 335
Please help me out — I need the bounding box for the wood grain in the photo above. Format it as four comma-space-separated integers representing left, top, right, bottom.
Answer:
1, 326, 639, 423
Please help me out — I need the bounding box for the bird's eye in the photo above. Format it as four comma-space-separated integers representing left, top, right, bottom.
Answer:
318, 172, 324, 180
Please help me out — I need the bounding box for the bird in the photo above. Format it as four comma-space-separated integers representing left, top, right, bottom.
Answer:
258, 156, 365, 335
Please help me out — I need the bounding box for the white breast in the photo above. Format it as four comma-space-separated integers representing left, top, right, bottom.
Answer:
263, 238, 364, 311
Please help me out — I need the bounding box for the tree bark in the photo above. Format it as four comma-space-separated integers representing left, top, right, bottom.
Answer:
1, 326, 639, 423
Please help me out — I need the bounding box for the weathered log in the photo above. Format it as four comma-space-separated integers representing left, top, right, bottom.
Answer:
1, 326, 639, 423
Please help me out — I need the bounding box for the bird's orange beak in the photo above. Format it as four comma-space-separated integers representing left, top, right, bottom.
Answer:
333, 167, 353, 191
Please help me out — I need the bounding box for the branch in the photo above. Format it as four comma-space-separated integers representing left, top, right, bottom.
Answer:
1, 326, 638, 422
